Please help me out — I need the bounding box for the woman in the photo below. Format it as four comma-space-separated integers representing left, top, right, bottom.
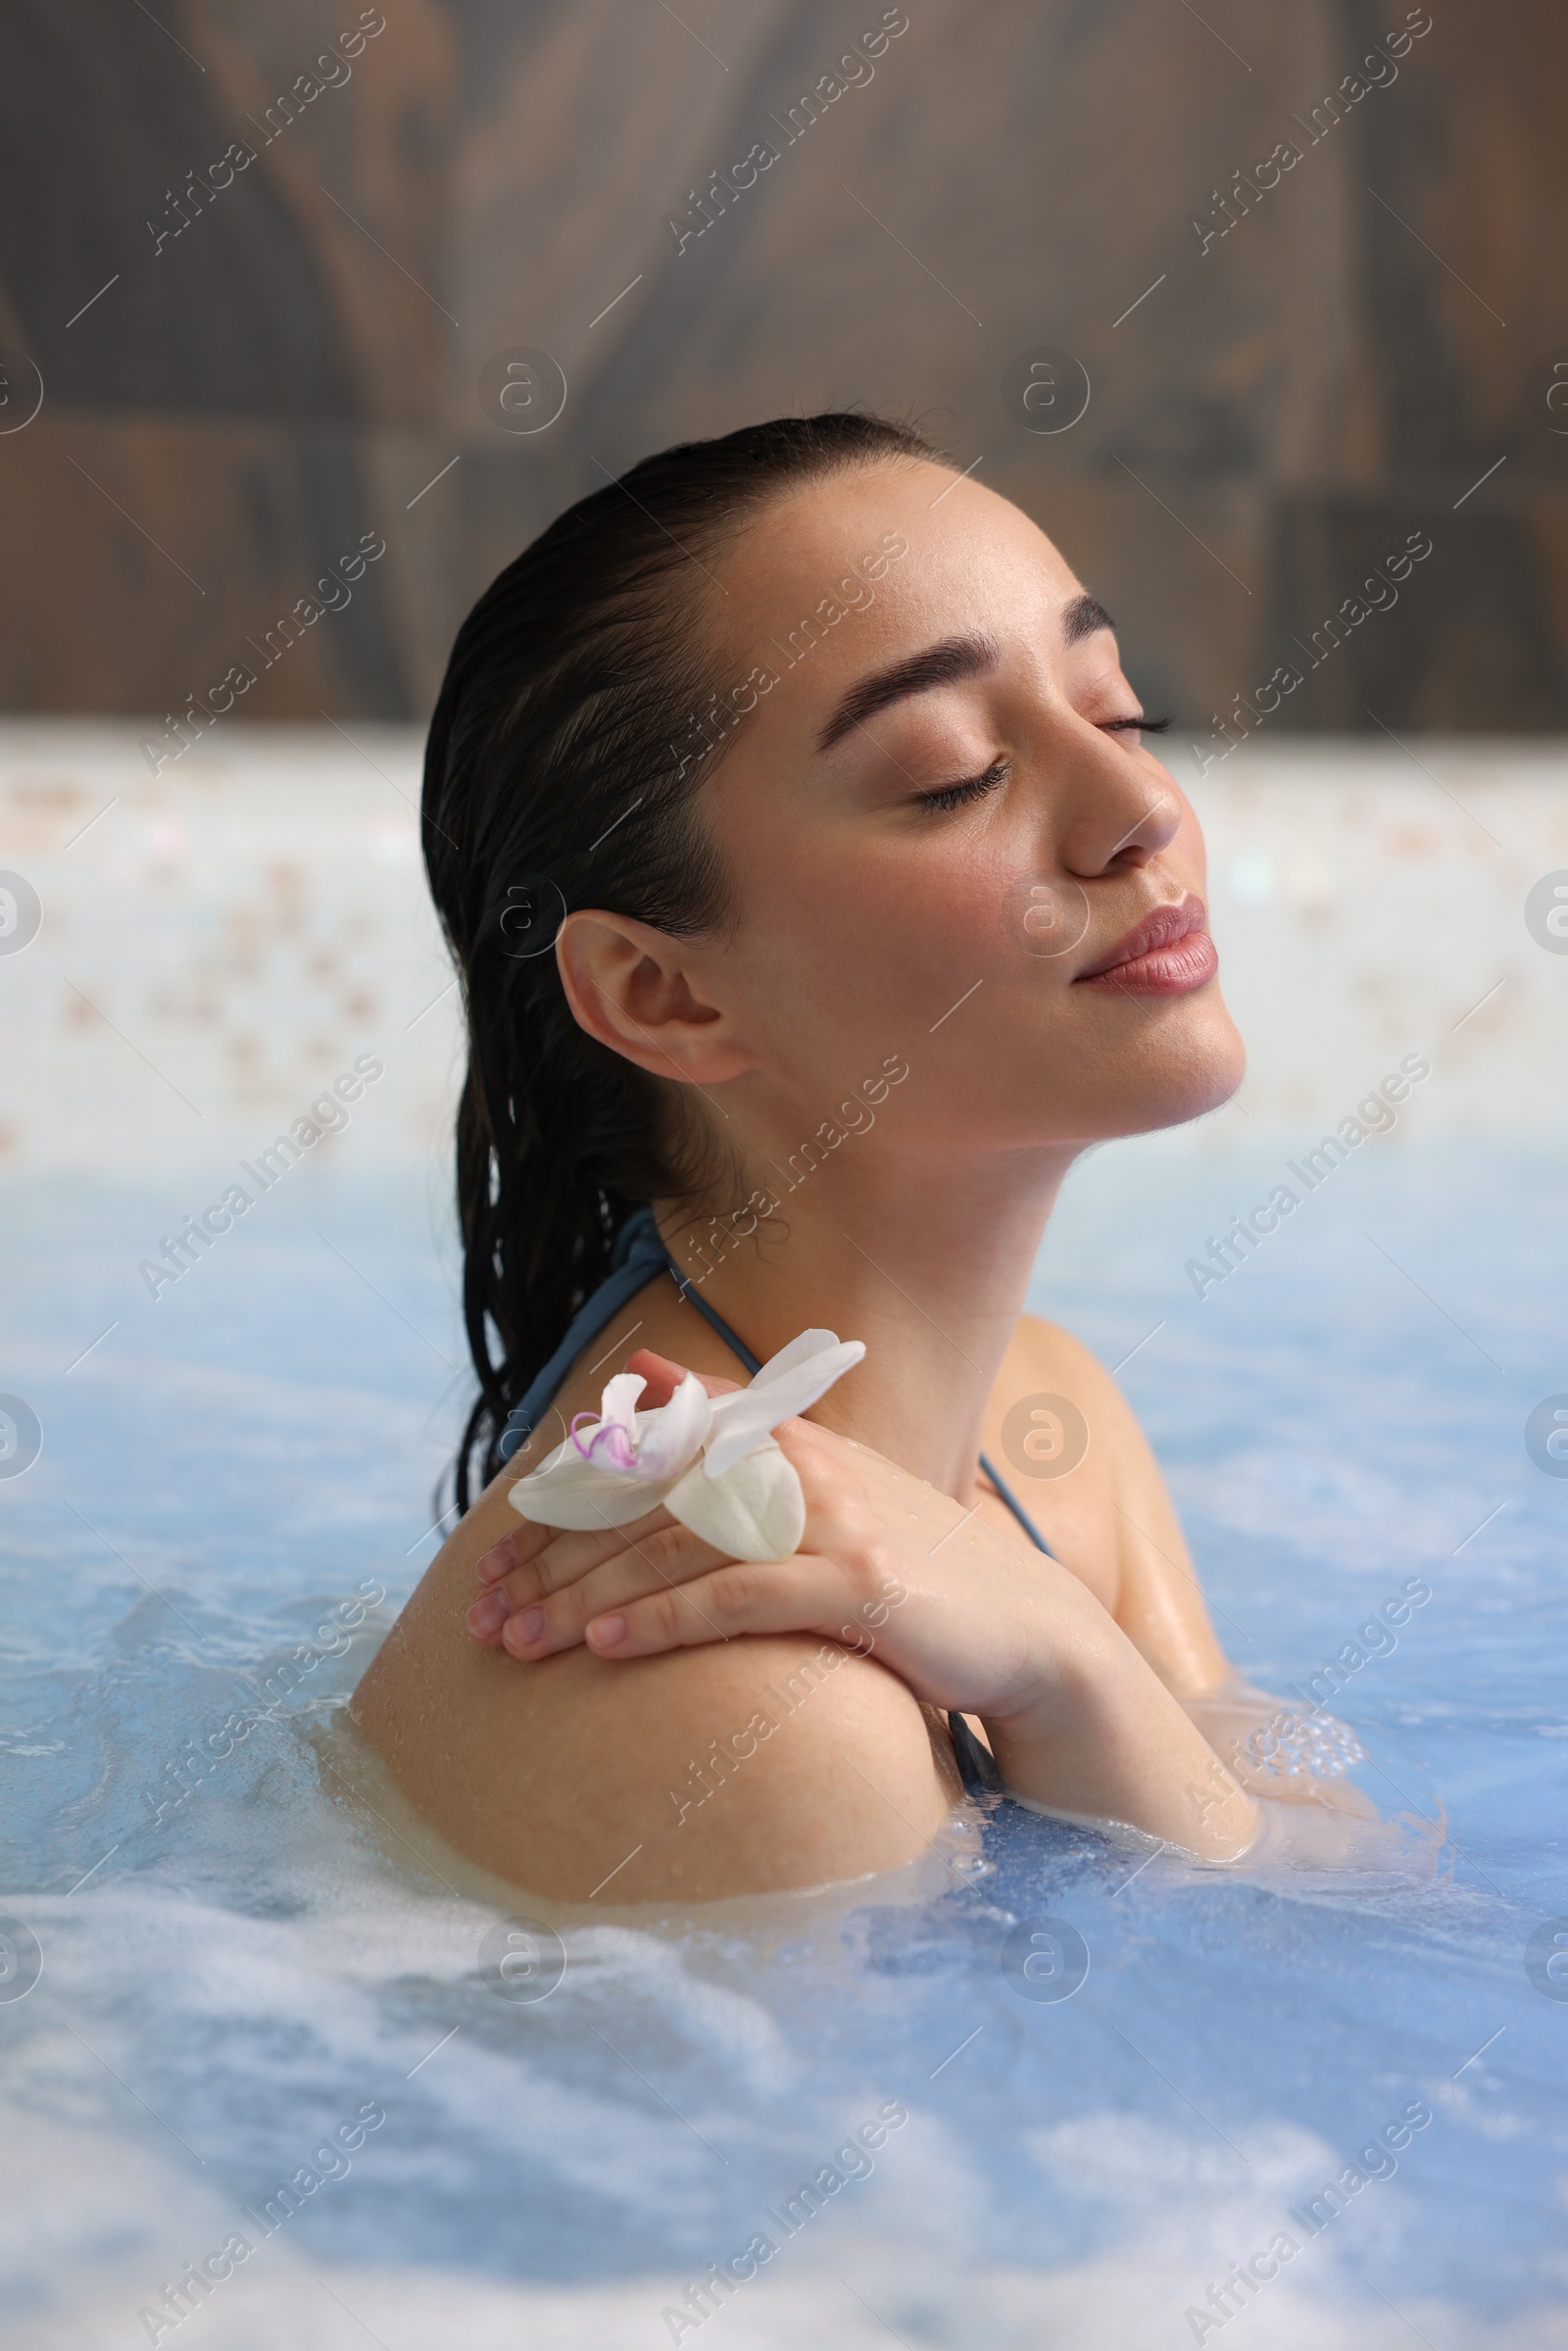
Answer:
352, 412, 1325, 1903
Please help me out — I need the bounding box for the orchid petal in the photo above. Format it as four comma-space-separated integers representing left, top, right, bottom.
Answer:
508, 1450, 678, 1530
663, 1438, 806, 1562
597, 1372, 646, 1434
750, 1328, 855, 1392
626, 1371, 712, 1482
508, 1368, 712, 1530
703, 1331, 865, 1478
509, 1331, 858, 1554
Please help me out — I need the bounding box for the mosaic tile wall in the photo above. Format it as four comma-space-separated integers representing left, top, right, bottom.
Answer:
3, 723, 1565, 1179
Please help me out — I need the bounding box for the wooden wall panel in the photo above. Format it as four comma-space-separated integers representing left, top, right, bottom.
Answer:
0, 0, 1562, 729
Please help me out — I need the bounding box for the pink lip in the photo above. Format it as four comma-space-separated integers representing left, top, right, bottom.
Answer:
1074, 895, 1216, 996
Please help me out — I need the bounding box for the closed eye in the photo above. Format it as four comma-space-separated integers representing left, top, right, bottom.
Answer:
916, 715, 1170, 814
915, 758, 1010, 815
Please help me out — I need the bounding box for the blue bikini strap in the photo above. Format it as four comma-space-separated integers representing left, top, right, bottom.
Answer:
664, 1258, 762, 1377
659, 1254, 1054, 1564
979, 1451, 1055, 1557
957, 1452, 1055, 1795
494, 1201, 1054, 1801
497, 1204, 670, 1461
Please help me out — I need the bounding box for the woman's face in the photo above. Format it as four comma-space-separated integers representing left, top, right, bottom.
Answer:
683, 458, 1245, 1158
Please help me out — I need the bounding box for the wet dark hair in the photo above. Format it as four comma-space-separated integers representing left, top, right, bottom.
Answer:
423, 411, 945, 1509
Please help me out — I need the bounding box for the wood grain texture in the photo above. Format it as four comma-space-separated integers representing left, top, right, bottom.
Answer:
0, 0, 1562, 726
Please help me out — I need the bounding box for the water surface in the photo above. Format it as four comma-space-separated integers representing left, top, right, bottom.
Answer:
3, 1140, 1565, 2349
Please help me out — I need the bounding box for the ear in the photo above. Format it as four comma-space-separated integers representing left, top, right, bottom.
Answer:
556, 909, 758, 1086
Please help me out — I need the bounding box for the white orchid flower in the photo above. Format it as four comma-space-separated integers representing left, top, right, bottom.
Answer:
508, 1329, 865, 1561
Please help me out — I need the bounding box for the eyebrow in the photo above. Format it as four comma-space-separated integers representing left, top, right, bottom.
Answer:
1062, 591, 1115, 644
815, 631, 1000, 754
814, 597, 1117, 755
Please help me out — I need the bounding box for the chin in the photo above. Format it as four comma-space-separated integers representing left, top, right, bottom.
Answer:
1099, 996, 1247, 1140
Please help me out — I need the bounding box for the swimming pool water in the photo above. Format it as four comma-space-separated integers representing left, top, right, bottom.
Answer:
3, 1136, 1566, 2350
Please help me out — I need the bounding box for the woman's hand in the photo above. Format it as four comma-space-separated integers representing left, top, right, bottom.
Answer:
467, 1348, 1263, 1860
470, 1351, 1071, 1723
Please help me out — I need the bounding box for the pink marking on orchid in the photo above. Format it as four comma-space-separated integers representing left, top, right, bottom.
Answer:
569, 1411, 637, 1469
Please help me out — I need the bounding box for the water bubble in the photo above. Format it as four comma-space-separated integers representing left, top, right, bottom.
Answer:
1244, 1708, 1366, 1781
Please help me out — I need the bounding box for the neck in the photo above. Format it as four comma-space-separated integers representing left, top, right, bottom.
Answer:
658, 1136, 1079, 1501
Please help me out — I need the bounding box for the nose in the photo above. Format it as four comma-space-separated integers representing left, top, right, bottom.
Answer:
1055, 745, 1183, 877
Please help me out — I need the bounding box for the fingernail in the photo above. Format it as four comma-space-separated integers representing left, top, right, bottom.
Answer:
466, 1592, 509, 1636
475, 1540, 514, 1586
504, 1605, 545, 1648
587, 1613, 626, 1649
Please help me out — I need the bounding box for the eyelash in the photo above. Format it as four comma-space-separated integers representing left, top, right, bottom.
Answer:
915, 715, 1171, 813
918, 757, 1011, 815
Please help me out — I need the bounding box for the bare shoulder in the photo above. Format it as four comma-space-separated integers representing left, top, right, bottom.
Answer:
992, 1307, 1175, 1481
990, 1311, 1226, 1692
1005, 1309, 1132, 1407
982, 1308, 1142, 1512
351, 1458, 958, 1904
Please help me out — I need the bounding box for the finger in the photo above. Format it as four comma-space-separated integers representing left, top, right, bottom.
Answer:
476, 1355, 744, 1590
472, 1348, 752, 1634
477, 1520, 617, 1591
470, 1518, 644, 1641
480, 1501, 689, 1621
475, 1520, 555, 1586
477, 1495, 681, 1591
467, 1527, 643, 1641
498, 1522, 734, 1658
475, 1528, 520, 1587
623, 1347, 745, 1404
582, 1553, 858, 1660
619, 1348, 685, 1410
466, 1589, 513, 1643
